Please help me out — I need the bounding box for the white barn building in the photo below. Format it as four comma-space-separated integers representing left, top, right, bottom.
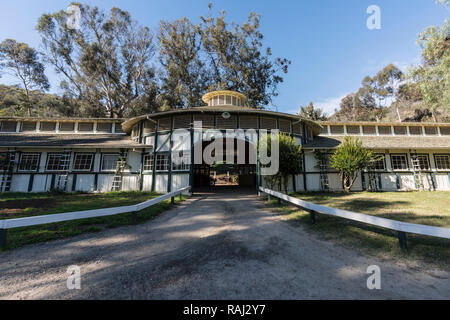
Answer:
0, 90, 449, 193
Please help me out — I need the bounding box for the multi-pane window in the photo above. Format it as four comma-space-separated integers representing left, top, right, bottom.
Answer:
378, 126, 392, 135
78, 122, 94, 132
0, 152, 15, 171
96, 122, 112, 133
172, 151, 190, 171
391, 154, 409, 170
46, 153, 71, 171
0, 121, 17, 132
346, 125, 360, 135
73, 153, 94, 171
155, 153, 170, 171
439, 127, 450, 135
21, 121, 37, 132
393, 126, 407, 135
409, 126, 422, 135
412, 154, 430, 170
40, 122, 56, 132
59, 122, 75, 132
424, 126, 438, 135
114, 123, 124, 133
101, 154, 120, 171
143, 154, 154, 171
435, 155, 450, 170
330, 125, 344, 134
18, 153, 40, 172
371, 154, 385, 170
362, 126, 376, 135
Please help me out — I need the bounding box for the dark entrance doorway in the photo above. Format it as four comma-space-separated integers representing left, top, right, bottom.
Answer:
192, 138, 257, 190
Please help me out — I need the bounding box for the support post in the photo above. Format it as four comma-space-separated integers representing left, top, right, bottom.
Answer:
397, 231, 407, 251
0, 229, 7, 250
171, 196, 175, 204
179, 193, 182, 201
277, 197, 281, 205
131, 211, 138, 223
309, 210, 316, 224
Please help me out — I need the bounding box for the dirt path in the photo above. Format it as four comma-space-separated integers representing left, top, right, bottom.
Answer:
0, 188, 448, 299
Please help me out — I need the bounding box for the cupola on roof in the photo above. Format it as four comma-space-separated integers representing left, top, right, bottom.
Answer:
202, 90, 247, 107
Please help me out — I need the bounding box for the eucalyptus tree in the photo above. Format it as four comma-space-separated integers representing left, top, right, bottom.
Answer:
36, 4, 157, 118
158, 17, 208, 109
0, 39, 50, 116
409, 20, 449, 122
299, 102, 328, 121
199, 4, 291, 108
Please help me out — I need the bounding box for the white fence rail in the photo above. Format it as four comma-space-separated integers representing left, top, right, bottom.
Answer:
259, 187, 450, 250
0, 187, 190, 249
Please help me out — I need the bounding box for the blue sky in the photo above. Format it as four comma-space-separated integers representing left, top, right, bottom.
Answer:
0, 0, 448, 115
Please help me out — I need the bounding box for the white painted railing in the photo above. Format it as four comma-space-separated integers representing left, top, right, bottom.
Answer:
0, 187, 190, 248
259, 187, 450, 249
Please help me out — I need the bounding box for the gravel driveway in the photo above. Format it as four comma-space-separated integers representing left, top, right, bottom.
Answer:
0, 188, 449, 299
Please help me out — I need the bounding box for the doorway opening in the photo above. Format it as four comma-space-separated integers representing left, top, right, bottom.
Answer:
192, 138, 257, 191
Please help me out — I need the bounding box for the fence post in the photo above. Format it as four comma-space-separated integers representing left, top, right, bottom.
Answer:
309, 210, 316, 224
179, 193, 182, 201
131, 211, 138, 223
171, 196, 175, 204
397, 231, 407, 251
0, 229, 7, 250
277, 197, 281, 205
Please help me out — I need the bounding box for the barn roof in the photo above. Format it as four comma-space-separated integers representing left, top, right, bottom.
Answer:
0, 134, 145, 149
303, 135, 450, 150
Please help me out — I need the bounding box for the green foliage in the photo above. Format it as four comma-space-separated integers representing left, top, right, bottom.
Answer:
299, 102, 328, 121
36, 3, 157, 118
0, 39, 49, 116
158, 4, 291, 109
330, 137, 378, 192
408, 20, 449, 121
258, 132, 302, 193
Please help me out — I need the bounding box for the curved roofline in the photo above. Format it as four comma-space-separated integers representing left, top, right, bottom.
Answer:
122, 107, 322, 135
202, 90, 247, 104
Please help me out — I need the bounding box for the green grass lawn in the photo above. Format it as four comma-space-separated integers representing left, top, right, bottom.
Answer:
0, 191, 187, 251
265, 191, 450, 269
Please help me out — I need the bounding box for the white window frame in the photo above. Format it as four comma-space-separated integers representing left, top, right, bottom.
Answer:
434, 154, 450, 171
46, 153, 71, 172
371, 154, 386, 171
391, 154, 409, 171
101, 153, 120, 172
172, 150, 191, 171
18, 153, 40, 172
73, 153, 94, 172
412, 154, 430, 170
155, 152, 170, 172
143, 154, 154, 171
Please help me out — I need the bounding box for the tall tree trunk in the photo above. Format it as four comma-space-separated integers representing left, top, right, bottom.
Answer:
396, 106, 402, 122
432, 110, 438, 123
